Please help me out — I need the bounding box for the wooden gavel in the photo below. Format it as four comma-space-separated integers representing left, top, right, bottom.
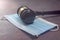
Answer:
17, 6, 60, 24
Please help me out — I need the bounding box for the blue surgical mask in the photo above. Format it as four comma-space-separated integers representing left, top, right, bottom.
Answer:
4, 14, 58, 37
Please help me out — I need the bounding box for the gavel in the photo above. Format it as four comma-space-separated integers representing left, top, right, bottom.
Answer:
17, 6, 60, 24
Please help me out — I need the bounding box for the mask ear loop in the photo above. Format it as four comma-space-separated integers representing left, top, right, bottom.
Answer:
50, 26, 59, 31
36, 16, 59, 32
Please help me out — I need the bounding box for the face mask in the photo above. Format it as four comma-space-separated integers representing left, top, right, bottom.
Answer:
4, 14, 59, 37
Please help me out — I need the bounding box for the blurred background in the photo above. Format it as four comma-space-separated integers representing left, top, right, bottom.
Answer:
0, 0, 60, 40
0, 0, 60, 16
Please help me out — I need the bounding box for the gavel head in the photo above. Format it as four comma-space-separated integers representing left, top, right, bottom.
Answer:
17, 6, 36, 24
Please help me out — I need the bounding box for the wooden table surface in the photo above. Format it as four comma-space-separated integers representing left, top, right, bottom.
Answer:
0, 0, 60, 40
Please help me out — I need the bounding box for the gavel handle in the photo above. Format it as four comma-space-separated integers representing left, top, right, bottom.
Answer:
35, 10, 60, 16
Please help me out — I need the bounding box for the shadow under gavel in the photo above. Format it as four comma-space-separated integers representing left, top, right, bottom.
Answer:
17, 6, 60, 25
